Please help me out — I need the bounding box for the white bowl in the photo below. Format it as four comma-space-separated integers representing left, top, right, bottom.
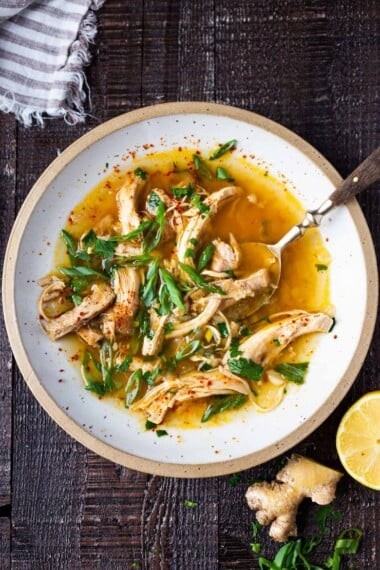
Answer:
3, 103, 378, 477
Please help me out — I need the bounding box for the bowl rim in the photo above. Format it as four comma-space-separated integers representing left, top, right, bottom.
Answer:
3, 101, 378, 477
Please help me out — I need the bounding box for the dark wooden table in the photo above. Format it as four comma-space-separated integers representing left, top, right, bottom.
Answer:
0, 1, 379, 568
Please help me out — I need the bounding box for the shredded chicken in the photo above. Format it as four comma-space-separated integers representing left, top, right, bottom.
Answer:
192, 268, 270, 320
165, 298, 221, 339
210, 234, 241, 272
131, 369, 250, 424
77, 324, 103, 346
142, 311, 168, 356
177, 186, 242, 266
40, 283, 115, 341
103, 268, 140, 339
224, 311, 333, 367
116, 173, 145, 235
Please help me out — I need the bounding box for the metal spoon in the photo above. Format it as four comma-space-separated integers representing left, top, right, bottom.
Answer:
245, 146, 380, 313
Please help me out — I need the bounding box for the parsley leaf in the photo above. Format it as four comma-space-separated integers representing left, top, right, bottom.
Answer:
275, 362, 309, 384
134, 167, 148, 180
316, 263, 328, 271
228, 358, 263, 381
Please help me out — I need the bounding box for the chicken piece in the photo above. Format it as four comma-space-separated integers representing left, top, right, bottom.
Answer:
192, 269, 270, 320
77, 324, 103, 346
165, 297, 221, 339
210, 234, 241, 272
102, 268, 140, 339
116, 173, 145, 235
93, 214, 115, 237
142, 311, 168, 356
224, 311, 333, 367
145, 188, 181, 243
40, 283, 115, 341
131, 369, 250, 424
177, 186, 242, 267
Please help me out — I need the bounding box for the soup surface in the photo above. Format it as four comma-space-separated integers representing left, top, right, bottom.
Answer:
38, 145, 334, 431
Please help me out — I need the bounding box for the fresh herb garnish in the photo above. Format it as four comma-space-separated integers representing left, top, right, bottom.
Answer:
156, 429, 168, 437
253, 506, 361, 570
316, 263, 328, 271
197, 243, 215, 272
179, 262, 225, 295
239, 326, 251, 337
71, 293, 83, 306
228, 473, 241, 487
117, 355, 132, 373
134, 167, 148, 180
201, 394, 247, 422
143, 193, 166, 253
229, 338, 241, 357
59, 266, 104, 278
159, 267, 185, 311
228, 358, 263, 381
273, 338, 281, 346
142, 259, 160, 307
275, 362, 309, 384
143, 367, 161, 386
125, 369, 145, 407
184, 499, 197, 508
115, 254, 154, 267
217, 322, 229, 338
193, 154, 212, 180
164, 322, 174, 333
81, 350, 105, 395
216, 166, 234, 182
61, 229, 90, 262
209, 139, 237, 160
176, 340, 201, 362
171, 183, 195, 199
145, 420, 156, 430
191, 193, 210, 217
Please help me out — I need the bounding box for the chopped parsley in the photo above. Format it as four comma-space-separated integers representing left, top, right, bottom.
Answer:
134, 167, 148, 180
156, 429, 168, 437
315, 263, 328, 271
191, 193, 210, 217
275, 362, 309, 384
228, 358, 263, 381
217, 322, 229, 338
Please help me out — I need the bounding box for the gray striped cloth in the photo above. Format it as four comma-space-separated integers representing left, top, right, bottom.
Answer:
0, 0, 104, 125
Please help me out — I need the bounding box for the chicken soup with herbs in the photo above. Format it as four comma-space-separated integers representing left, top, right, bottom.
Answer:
38, 143, 334, 430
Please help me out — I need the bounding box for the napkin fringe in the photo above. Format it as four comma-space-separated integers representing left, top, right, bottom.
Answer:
0, 0, 105, 126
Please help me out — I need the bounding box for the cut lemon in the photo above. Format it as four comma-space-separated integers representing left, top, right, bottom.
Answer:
336, 391, 380, 490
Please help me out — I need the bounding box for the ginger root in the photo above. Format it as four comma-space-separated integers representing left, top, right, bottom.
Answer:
245, 454, 343, 542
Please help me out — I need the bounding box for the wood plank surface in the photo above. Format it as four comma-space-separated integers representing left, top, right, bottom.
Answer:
0, 0, 378, 568
0, 115, 16, 509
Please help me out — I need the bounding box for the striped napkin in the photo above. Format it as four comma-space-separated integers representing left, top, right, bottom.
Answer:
0, 0, 104, 126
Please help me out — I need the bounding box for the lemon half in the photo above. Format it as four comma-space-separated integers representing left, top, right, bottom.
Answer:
336, 391, 380, 490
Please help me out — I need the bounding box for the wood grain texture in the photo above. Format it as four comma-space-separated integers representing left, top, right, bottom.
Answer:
0, 115, 16, 508
0, 0, 379, 568
0, 517, 10, 570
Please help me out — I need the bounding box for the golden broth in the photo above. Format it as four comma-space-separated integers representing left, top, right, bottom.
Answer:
55, 148, 332, 429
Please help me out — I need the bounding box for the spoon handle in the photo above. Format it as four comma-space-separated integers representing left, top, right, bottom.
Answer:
329, 146, 380, 206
